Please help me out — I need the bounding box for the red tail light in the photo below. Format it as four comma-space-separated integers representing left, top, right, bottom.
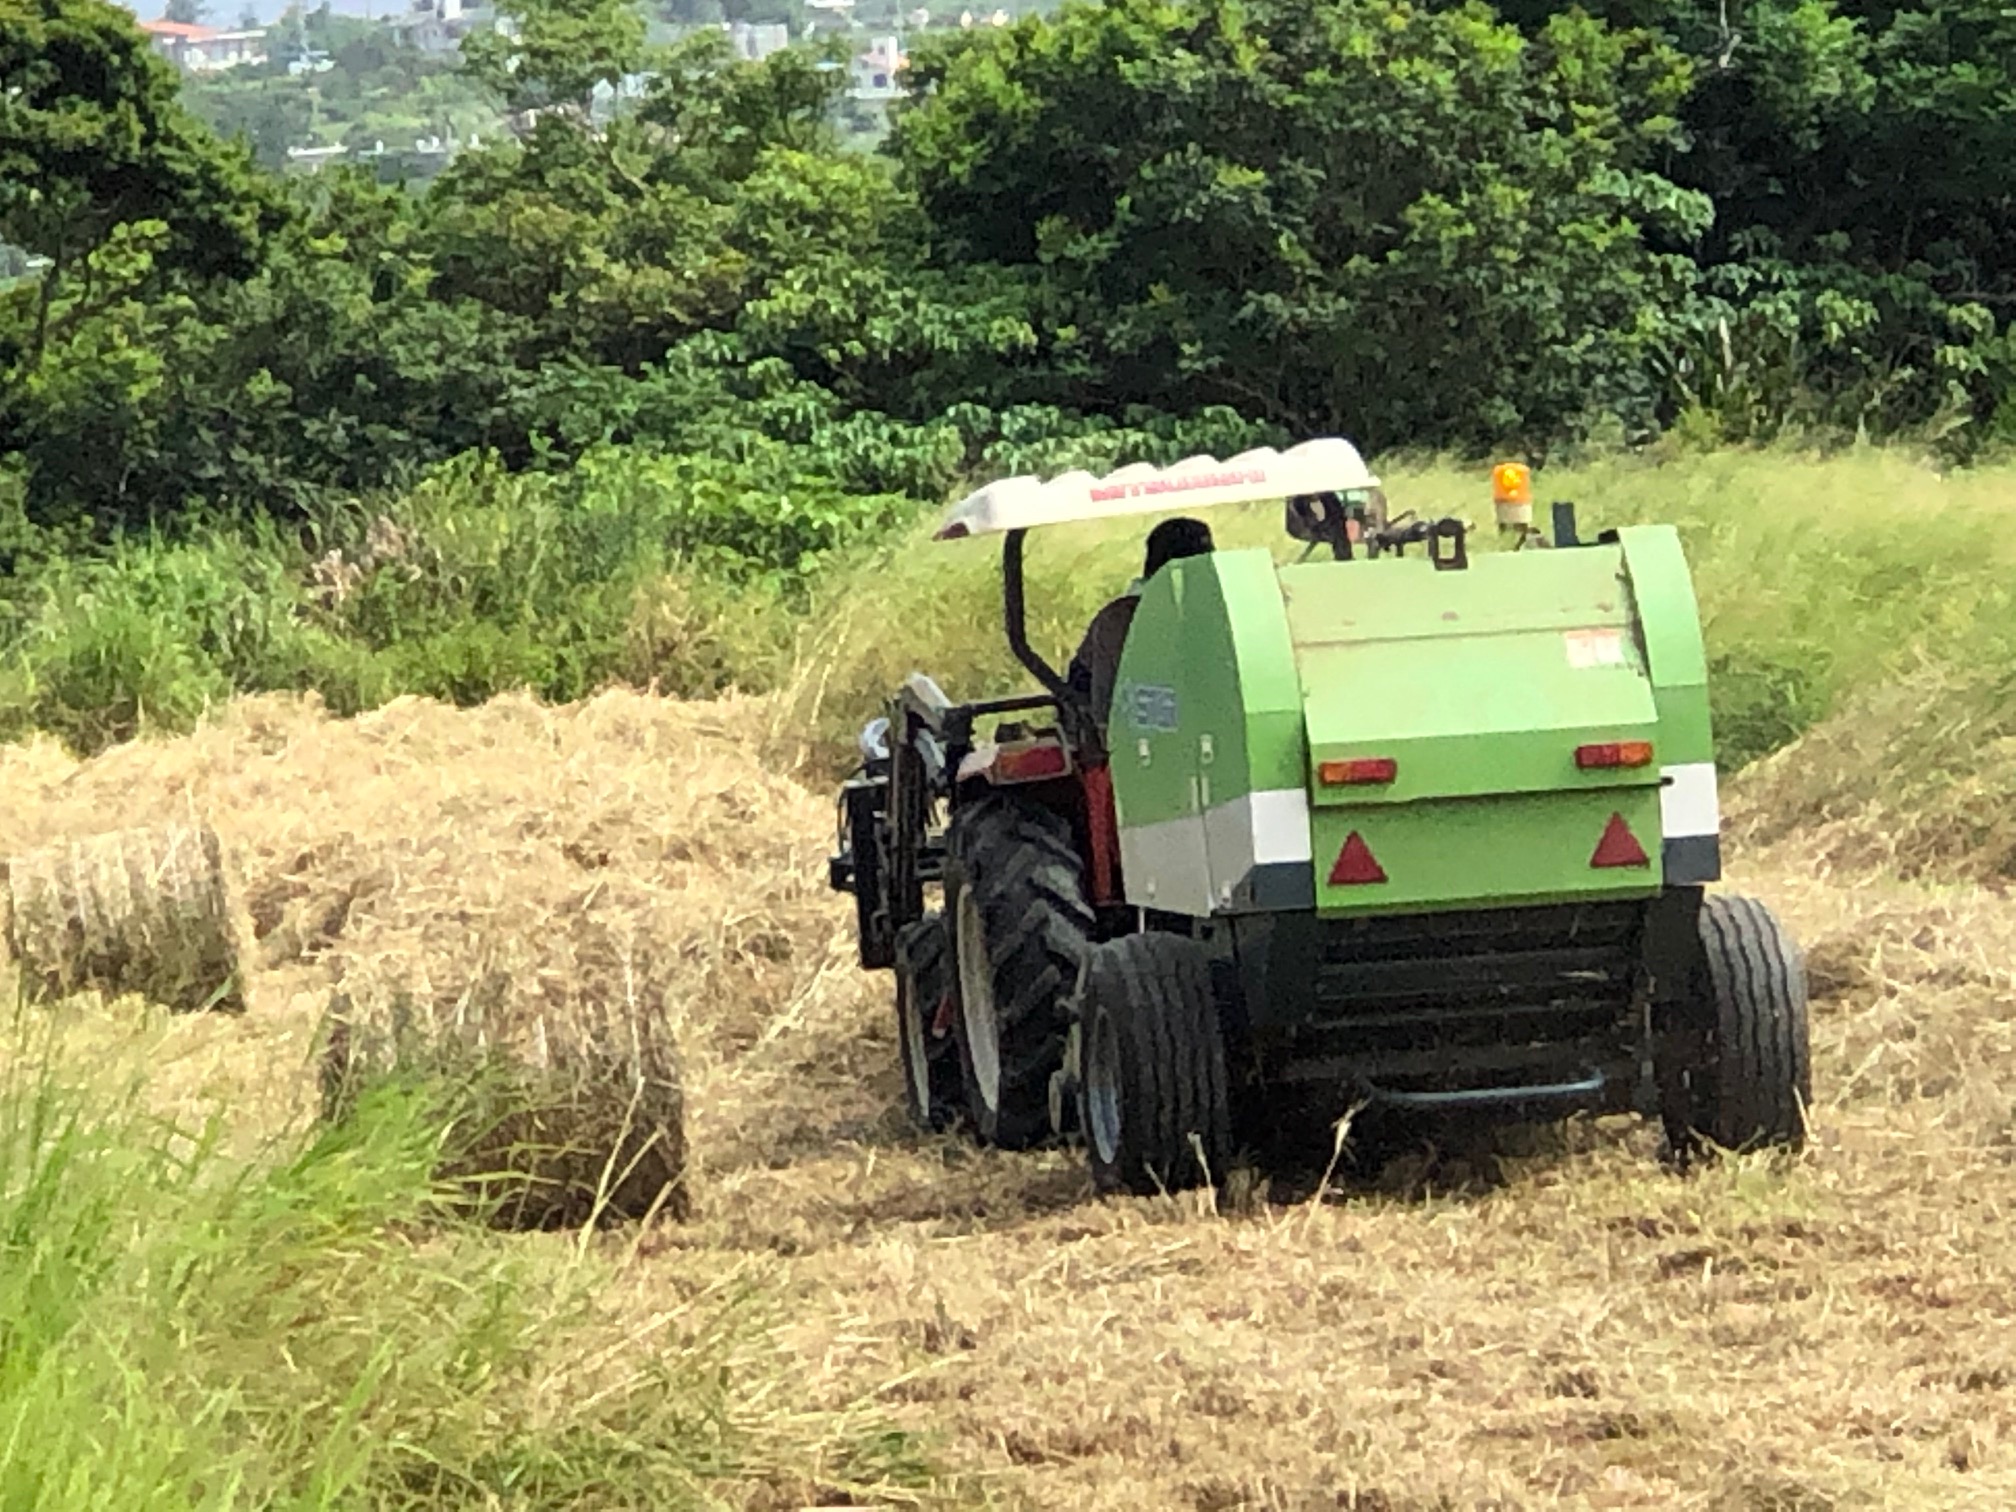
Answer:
1328, 832, 1388, 885
1575, 740, 1654, 770
993, 743, 1071, 783
1318, 757, 1398, 786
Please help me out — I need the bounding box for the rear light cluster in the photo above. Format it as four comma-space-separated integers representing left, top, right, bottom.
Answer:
1321, 743, 1653, 786
1318, 757, 1397, 786
993, 743, 1070, 783
1575, 740, 1654, 770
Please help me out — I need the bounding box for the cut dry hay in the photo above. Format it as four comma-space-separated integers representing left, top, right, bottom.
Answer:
2, 821, 244, 1014
319, 923, 690, 1231
1725, 658, 2016, 884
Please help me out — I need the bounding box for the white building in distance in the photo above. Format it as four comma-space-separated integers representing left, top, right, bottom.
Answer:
138, 17, 268, 72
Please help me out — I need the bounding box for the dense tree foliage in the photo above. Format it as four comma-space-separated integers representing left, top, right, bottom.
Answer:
1474, 0, 2016, 438
462, 0, 649, 117
893, 0, 1708, 451
0, 0, 277, 290
2, 0, 2013, 543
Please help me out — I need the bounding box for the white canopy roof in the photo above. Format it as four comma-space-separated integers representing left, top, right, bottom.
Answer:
933, 437, 1381, 540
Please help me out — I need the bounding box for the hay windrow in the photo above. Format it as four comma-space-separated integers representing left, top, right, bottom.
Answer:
3, 821, 244, 1014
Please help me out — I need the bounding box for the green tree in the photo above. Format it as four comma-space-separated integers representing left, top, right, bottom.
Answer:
0, 0, 278, 367
461, 0, 648, 118
889, 0, 1709, 453
1450, 0, 2016, 444
9, 170, 543, 525
187, 79, 316, 171
427, 31, 860, 369
165, 0, 207, 23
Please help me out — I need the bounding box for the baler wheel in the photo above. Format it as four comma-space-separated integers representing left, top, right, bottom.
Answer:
894, 913, 961, 1132
1668, 893, 1812, 1156
1076, 932, 1233, 1196
944, 794, 1095, 1148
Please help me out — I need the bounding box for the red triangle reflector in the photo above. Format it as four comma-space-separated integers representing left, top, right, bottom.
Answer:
1590, 812, 1650, 869
1328, 831, 1388, 886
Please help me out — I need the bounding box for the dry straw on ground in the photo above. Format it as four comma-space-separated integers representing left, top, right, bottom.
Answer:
1727, 659, 2016, 884
2, 821, 244, 1014
14, 683, 2016, 1505
320, 921, 691, 1230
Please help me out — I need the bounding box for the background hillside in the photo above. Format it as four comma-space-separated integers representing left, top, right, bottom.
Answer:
6, 0, 2016, 773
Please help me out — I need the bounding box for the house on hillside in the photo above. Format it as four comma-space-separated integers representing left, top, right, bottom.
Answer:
850, 35, 905, 99
387, 0, 495, 57
138, 18, 268, 72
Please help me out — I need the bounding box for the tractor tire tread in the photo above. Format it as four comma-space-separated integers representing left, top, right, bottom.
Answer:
894, 912, 960, 1131
1697, 892, 1810, 1151
1082, 932, 1232, 1196
946, 794, 1095, 1149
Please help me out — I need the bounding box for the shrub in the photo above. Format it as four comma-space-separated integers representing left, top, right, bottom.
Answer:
0, 526, 380, 752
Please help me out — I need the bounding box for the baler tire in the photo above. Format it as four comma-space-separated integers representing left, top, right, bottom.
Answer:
1077, 932, 1233, 1197
894, 913, 961, 1132
1678, 893, 1812, 1154
944, 794, 1095, 1149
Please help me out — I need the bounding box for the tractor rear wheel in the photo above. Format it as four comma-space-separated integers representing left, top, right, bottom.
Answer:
944, 793, 1095, 1149
1076, 932, 1233, 1196
894, 913, 960, 1132
1664, 893, 1812, 1155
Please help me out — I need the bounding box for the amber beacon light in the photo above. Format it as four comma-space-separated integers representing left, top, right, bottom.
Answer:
1491, 461, 1533, 530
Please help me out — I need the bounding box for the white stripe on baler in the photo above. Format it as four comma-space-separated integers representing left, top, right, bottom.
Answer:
1660, 762, 1720, 839
1121, 787, 1314, 915
1248, 788, 1314, 864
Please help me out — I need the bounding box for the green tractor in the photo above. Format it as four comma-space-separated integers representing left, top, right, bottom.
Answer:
829, 439, 1810, 1193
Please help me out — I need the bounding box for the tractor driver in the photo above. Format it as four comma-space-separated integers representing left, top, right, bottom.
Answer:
1066, 515, 1215, 727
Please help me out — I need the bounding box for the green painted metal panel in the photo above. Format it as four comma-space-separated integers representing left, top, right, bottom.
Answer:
1615, 525, 1714, 765
1614, 526, 1708, 687
1180, 557, 1253, 828
1280, 546, 1663, 806
1110, 549, 1316, 916
1217, 550, 1306, 796
1104, 564, 1209, 919
1310, 787, 1666, 915
1111, 548, 1302, 827
1100, 527, 1714, 919
1108, 564, 1206, 831
1277, 544, 1635, 644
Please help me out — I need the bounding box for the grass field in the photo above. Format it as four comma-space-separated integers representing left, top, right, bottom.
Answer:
3, 445, 2015, 1508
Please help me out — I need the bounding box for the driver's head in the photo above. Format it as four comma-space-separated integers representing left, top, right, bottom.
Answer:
1144, 516, 1214, 578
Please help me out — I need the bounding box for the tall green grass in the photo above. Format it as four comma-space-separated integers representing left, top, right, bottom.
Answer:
783, 444, 2016, 777
0, 448, 848, 753
0, 525, 386, 752
5, 442, 2014, 781
0, 1004, 936, 1509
